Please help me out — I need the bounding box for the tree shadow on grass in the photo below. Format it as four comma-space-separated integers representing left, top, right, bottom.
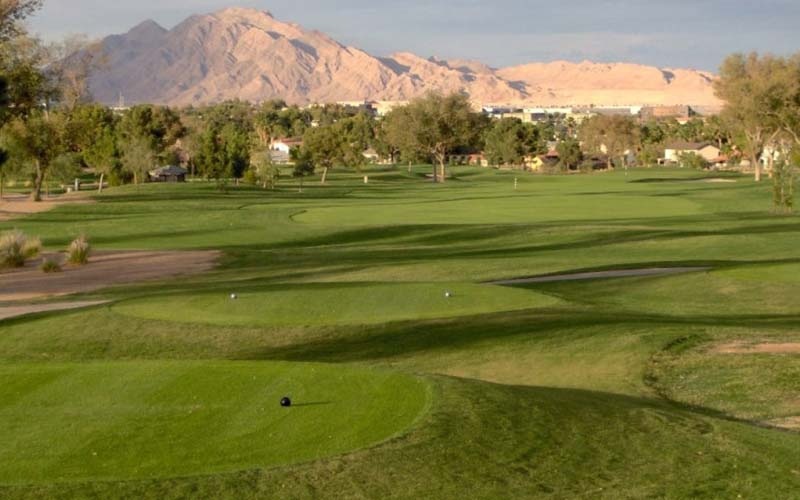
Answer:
232, 307, 800, 365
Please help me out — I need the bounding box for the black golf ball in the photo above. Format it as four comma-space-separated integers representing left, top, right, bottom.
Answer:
280, 397, 292, 407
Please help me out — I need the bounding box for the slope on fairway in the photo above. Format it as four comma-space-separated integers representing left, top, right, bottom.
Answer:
111, 282, 560, 327
6, 376, 799, 499
0, 361, 429, 484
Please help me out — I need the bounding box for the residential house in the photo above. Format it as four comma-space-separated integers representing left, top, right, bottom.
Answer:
663, 142, 720, 164
527, 150, 560, 171
363, 148, 382, 164
469, 154, 489, 167
270, 137, 303, 154
149, 165, 188, 183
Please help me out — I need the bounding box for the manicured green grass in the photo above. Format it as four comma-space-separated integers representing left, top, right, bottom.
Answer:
0, 361, 429, 483
720, 262, 800, 283
112, 282, 560, 327
1, 166, 799, 498
4, 377, 799, 499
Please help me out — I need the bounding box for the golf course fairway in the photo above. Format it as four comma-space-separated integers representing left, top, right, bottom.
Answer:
1, 167, 799, 498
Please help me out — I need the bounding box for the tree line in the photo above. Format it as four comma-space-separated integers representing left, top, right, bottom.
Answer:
0, 2, 797, 210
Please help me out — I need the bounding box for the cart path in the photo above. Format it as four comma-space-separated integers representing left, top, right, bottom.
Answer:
0, 300, 111, 321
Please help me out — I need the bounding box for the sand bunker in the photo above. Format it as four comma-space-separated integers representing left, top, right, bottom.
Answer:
0, 250, 221, 301
712, 342, 800, 355
0, 300, 110, 321
695, 178, 737, 183
489, 267, 711, 285
0, 193, 93, 221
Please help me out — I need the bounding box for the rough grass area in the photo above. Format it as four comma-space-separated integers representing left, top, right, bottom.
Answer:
647, 331, 800, 425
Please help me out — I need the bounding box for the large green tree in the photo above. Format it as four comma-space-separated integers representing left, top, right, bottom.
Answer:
381, 105, 425, 171
193, 104, 253, 186
579, 115, 640, 170
253, 100, 311, 147
116, 104, 185, 186
714, 53, 785, 182
398, 92, 483, 183
248, 149, 280, 190
120, 135, 156, 186
67, 104, 118, 190
301, 114, 372, 185
715, 52, 800, 211
484, 118, 528, 167
302, 124, 345, 185
761, 54, 800, 212
2, 110, 63, 201
0, 35, 57, 120
556, 139, 582, 171
117, 105, 185, 161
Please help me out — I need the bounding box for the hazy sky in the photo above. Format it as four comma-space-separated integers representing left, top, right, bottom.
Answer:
28, 0, 800, 71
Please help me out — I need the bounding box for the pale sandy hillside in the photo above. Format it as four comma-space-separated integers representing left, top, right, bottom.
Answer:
496, 61, 720, 106
88, 8, 720, 107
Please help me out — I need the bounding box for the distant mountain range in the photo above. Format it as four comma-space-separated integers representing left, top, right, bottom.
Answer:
87, 7, 722, 108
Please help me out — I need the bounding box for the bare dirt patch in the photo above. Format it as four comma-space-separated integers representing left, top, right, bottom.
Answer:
695, 178, 737, 183
712, 342, 800, 355
0, 193, 93, 221
766, 416, 800, 430
0, 300, 110, 321
0, 250, 221, 301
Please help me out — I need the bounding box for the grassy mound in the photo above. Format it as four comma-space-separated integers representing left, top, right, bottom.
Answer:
111, 283, 560, 327
0, 361, 429, 484
3, 376, 798, 498
648, 332, 800, 427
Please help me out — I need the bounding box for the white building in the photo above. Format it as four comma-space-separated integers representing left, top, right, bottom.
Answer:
270, 138, 303, 154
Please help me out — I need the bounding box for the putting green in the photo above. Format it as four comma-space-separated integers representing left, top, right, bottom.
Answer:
112, 283, 561, 327
0, 361, 430, 484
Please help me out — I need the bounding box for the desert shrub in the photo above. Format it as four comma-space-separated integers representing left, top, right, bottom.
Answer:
772, 161, 795, 214
41, 258, 62, 273
67, 235, 91, 265
0, 230, 41, 268
679, 152, 708, 169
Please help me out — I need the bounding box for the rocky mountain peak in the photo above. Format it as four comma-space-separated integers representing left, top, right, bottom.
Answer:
87, 8, 721, 108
